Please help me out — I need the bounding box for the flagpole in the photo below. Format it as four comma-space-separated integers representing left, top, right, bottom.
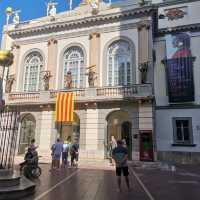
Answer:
61, 121, 63, 140
69, 0, 72, 11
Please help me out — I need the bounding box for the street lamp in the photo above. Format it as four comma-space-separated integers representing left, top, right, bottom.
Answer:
0, 50, 13, 108
0, 50, 14, 79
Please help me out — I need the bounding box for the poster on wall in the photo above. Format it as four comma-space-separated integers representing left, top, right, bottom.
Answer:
164, 32, 195, 103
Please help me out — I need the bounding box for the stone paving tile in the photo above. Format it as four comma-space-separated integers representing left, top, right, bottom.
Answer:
20, 164, 149, 200
133, 166, 200, 200
18, 162, 200, 200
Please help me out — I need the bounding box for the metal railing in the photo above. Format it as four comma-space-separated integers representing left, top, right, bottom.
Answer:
0, 109, 20, 169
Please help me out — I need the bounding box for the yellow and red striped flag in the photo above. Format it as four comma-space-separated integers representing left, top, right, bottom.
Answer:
55, 92, 74, 122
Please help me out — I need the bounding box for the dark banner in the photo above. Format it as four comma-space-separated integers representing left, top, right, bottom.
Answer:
165, 33, 194, 103
165, 57, 194, 102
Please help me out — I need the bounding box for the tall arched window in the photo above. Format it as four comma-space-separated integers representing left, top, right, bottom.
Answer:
19, 114, 36, 154
107, 40, 132, 86
63, 46, 85, 88
23, 52, 44, 91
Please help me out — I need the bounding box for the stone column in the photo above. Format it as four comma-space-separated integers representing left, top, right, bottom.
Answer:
78, 101, 104, 160
38, 110, 56, 163
47, 38, 58, 90
137, 20, 151, 84
10, 42, 20, 92
89, 33, 101, 87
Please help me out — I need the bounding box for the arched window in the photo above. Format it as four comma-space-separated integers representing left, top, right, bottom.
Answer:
63, 46, 85, 88
18, 114, 36, 154
107, 40, 132, 86
23, 52, 44, 91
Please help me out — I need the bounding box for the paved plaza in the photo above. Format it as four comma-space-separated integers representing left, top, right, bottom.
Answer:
16, 162, 200, 200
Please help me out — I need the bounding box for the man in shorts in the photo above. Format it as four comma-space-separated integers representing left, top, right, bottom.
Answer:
112, 140, 130, 192
52, 138, 63, 170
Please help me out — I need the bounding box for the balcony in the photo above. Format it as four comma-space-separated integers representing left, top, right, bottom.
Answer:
5, 84, 153, 106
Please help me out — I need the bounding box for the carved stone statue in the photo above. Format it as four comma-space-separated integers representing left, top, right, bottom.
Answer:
138, 62, 149, 84
42, 71, 52, 91
13, 11, 20, 24
5, 75, 15, 93
86, 65, 97, 87
47, 2, 57, 17
49, 4, 56, 17
64, 71, 72, 89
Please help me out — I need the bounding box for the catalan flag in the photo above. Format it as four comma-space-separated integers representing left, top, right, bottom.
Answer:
55, 92, 74, 122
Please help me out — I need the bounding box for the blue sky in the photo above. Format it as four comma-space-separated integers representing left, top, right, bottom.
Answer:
0, 0, 119, 46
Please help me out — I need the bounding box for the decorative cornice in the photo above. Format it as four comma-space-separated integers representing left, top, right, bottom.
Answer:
157, 0, 200, 7
156, 104, 200, 110
158, 23, 200, 36
13, 22, 140, 46
8, 6, 157, 39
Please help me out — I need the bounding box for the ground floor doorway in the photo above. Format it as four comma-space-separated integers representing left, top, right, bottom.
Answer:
140, 131, 154, 161
57, 113, 80, 144
107, 110, 132, 160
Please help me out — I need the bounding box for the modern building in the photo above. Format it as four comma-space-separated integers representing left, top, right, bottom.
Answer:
154, 0, 200, 163
1, 0, 156, 162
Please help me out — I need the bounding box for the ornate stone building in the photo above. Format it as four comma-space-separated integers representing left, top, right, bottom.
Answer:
1, 0, 156, 161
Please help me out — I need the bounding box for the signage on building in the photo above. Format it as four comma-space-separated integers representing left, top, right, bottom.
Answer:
164, 32, 195, 103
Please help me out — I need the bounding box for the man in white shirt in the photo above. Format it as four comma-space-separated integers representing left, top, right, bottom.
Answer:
62, 141, 69, 168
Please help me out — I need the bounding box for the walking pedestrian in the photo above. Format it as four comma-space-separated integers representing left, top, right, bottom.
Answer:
62, 140, 69, 168
112, 140, 130, 192
50, 142, 55, 170
109, 136, 117, 165
52, 138, 63, 170
70, 140, 79, 167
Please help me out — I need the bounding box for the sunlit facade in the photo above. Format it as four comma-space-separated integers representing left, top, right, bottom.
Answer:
2, 1, 156, 161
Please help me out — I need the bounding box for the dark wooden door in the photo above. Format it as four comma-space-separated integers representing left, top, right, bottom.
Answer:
140, 131, 154, 161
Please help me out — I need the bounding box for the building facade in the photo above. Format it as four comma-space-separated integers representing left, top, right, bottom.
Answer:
1, 0, 156, 162
154, 0, 200, 163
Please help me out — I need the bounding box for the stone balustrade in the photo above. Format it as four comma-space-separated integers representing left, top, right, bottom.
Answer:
96, 84, 152, 98
5, 84, 153, 105
8, 92, 40, 101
